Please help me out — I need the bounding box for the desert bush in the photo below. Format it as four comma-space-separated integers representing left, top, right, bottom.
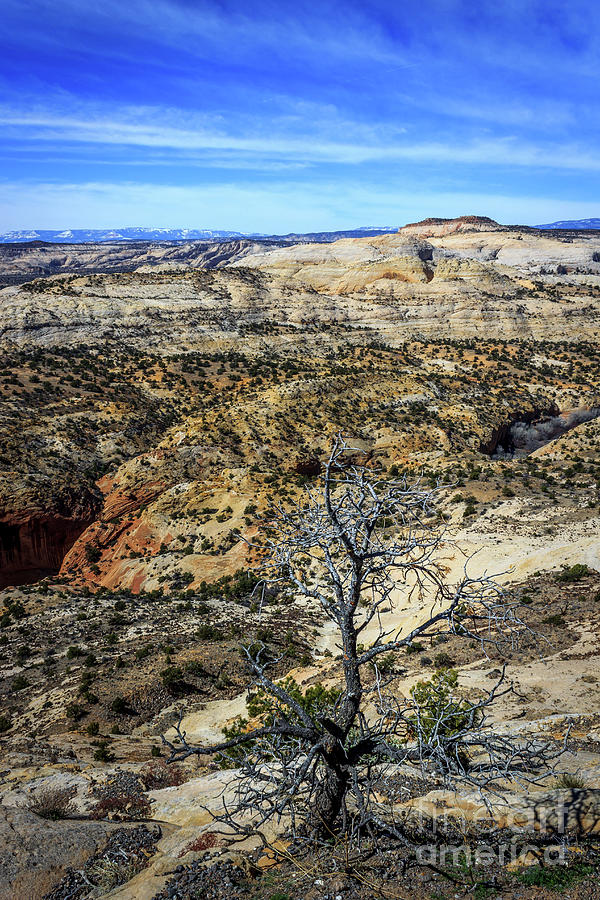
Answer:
556, 564, 590, 582
65, 702, 85, 720
111, 696, 128, 714
371, 652, 396, 674
554, 772, 587, 789
16, 645, 31, 662
196, 623, 223, 641
28, 785, 77, 820
160, 665, 187, 693
178, 831, 220, 856
87, 859, 140, 893
407, 669, 480, 742
433, 651, 455, 668
141, 759, 186, 789
219, 677, 341, 768
89, 794, 151, 820
93, 740, 115, 762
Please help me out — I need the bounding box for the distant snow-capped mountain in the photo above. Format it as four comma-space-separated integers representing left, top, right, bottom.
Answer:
0, 227, 250, 244
536, 218, 600, 230
0, 225, 399, 244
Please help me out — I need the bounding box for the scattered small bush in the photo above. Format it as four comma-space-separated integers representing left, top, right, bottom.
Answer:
89, 794, 151, 820
408, 669, 480, 741
93, 740, 115, 762
16, 645, 31, 662
556, 564, 590, 583
160, 665, 187, 693
371, 652, 396, 674
65, 702, 85, 720
517, 862, 593, 889
196, 623, 223, 641
434, 651, 455, 669
554, 772, 587, 789
12, 674, 29, 691
141, 759, 186, 790
87, 859, 141, 893
178, 831, 220, 856
28, 785, 77, 820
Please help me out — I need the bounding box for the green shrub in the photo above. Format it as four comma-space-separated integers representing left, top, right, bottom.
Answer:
517, 862, 593, 889
65, 702, 85, 720
372, 652, 396, 674
85, 545, 102, 564
219, 677, 340, 767
93, 740, 115, 762
160, 665, 187, 693
196, 624, 223, 641
554, 772, 586, 789
407, 669, 480, 742
434, 651, 455, 668
556, 564, 590, 583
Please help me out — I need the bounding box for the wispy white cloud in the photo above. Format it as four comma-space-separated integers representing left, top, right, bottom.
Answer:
1, 0, 599, 229
2, 105, 600, 172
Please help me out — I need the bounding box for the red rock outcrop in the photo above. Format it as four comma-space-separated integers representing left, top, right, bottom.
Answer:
0, 486, 101, 588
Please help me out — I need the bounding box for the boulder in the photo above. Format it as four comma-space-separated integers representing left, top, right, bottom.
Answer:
0, 804, 114, 900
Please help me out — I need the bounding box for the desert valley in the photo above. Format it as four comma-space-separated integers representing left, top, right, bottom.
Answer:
1, 216, 600, 899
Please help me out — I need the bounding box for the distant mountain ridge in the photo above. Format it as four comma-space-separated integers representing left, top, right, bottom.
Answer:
536, 218, 600, 230
0, 225, 399, 245
0, 228, 249, 244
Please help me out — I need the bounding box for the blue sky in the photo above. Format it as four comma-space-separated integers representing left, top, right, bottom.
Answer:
1, 0, 600, 231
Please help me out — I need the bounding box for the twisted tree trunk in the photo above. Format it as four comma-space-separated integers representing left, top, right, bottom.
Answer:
314, 749, 349, 834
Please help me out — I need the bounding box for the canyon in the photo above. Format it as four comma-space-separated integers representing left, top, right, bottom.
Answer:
1, 217, 600, 898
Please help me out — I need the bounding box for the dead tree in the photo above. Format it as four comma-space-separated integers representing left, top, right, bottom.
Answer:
163, 437, 568, 847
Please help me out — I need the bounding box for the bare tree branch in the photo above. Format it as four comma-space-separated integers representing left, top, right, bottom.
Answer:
162, 434, 570, 849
